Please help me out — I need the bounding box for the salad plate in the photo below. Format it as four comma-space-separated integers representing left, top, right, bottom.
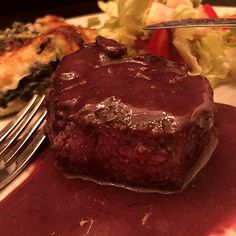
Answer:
0, 5, 236, 236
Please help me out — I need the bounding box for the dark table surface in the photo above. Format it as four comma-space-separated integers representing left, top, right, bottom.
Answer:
0, 0, 235, 29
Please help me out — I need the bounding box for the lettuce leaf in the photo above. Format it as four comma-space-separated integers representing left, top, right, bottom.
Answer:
98, 1, 118, 17
97, 0, 150, 52
97, 0, 204, 53
173, 4, 206, 19
144, 2, 174, 25
171, 5, 236, 87
173, 27, 233, 87
97, 0, 236, 87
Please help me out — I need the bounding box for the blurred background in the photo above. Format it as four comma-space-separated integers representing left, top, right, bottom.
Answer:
0, 0, 235, 29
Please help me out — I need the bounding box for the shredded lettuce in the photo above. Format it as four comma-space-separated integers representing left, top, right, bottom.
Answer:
97, 0, 150, 53
158, 0, 201, 7
224, 29, 236, 47
165, 0, 193, 8
98, 1, 118, 17
223, 30, 236, 82
97, 0, 236, 87
145, 2, 174, 25
97, 0, 200, 53
172, 6, 236, 87
97, 0, 204, 52
173, 5, 206, 19
173, 27, 236, 87
224, 47, 236, 80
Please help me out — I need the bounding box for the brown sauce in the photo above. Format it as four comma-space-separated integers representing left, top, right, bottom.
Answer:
53, 37, 207, 116
0, 103, 236, 236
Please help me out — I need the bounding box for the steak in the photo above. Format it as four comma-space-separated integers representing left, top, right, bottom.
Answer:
45, 36, 217, 192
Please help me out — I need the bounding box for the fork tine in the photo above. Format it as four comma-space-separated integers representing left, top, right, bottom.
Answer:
0, 94, 38, 142
2, 108, 47, 167
0, 127, 46, 190
0, 95, 46, 155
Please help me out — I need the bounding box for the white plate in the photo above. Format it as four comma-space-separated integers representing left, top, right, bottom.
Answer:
0, 6, 236, 201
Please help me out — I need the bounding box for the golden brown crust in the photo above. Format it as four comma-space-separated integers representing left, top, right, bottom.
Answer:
34, 15, 69, 33
0, 15, 96, 93
34, 15, 96, 41
0, 25, 83, 93
0, 14, 96, 116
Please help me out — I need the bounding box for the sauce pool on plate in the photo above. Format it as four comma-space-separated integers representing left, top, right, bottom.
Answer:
0, 103, 236, 236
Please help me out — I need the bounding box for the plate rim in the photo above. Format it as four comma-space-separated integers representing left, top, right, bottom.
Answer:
0, 4, 236, 201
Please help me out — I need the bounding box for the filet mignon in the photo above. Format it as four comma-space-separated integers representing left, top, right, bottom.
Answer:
45, 36, 217, 192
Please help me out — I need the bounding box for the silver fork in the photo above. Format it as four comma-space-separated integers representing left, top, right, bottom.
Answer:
0, 94, 47, 190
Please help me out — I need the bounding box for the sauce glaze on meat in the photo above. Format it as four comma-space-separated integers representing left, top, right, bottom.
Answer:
45, 36, 217, 192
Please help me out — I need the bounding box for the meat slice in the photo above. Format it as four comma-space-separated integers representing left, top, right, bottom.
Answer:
45, 36, 217, 192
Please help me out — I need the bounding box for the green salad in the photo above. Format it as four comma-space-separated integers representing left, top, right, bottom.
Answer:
96, 0, 236, 87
